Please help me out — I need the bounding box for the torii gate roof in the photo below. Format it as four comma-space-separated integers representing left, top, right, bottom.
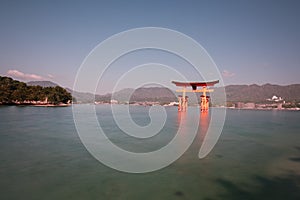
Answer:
172, 80, 219, 88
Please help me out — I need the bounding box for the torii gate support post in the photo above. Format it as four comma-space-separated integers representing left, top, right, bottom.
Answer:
178, 95, 182, 111
200, 86, 210, 112
178, 87, 188, 112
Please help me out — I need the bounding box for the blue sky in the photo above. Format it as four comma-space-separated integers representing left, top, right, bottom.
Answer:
0, 0, 299, 93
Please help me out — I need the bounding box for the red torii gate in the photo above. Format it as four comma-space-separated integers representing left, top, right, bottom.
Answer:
172, 80, 219, 112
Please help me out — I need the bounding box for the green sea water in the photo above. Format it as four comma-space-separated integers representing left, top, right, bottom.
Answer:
0, 105, 299, 200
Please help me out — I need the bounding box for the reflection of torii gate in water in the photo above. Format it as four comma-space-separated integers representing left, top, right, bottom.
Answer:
172, 80, 219, 112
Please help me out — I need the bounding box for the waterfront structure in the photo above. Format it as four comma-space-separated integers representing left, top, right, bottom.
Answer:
172, 80, 219, 112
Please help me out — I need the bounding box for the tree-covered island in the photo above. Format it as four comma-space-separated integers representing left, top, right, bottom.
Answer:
0, 76, 72, 106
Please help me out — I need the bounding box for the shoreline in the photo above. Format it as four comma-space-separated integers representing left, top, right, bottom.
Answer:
1, 103, 299, 111
32, 103, 71, 107
0, 103, 71, 107
225, 107, 300, 111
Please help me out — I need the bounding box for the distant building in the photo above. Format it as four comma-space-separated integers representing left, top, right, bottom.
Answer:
267, 95, 283, 102
110, 99, 118, 104
168, 101, 179, 106
235, 102, 255, 109
244, 103, 255, 109
235, 102, 244, 109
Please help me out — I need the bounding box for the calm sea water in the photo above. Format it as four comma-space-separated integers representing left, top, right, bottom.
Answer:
0, 105, 299, 200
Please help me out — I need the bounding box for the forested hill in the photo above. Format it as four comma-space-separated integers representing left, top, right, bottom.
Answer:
224, 84, 300, 103
0, 76, 72, 105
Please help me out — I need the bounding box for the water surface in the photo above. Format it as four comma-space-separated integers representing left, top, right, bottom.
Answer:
0, 105, 299, 199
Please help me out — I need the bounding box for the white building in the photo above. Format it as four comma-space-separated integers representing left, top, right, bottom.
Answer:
110, 99, 118, 104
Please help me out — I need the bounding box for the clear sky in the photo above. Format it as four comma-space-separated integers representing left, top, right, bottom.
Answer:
0, 0, 299, 94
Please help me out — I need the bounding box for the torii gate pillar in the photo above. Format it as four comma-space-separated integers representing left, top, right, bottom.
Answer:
178, 95, 188, 112
200, 87, 210, 112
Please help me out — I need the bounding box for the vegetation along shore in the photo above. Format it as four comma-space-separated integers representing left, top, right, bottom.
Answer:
0, 76, 72, 106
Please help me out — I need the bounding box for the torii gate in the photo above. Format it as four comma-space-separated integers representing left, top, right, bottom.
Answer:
172, 80, 219, 112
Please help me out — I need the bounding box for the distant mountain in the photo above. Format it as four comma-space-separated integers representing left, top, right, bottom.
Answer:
33, 82, 299, 104
111, 88, 135, 102
117, 87, 177, 102
67, 87, 175, 104
95, 87, 177, 103
27, 81, 58, 87
66, 88, 103, 103
109, 84, 300, 104
224, 84, 300, 103
131, 87, 176, 102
